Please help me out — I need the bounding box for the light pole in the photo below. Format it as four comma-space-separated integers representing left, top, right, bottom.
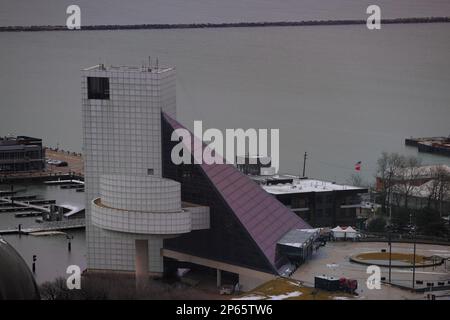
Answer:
66, 234, 74, 252
32, 254, 37, 274
302, 152, 307, 178
412, 225, 417, 289
388, 232, 392, 284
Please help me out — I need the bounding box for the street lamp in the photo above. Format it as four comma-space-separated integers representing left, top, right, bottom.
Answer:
66, 234, 74, 252
411, 224, 417, 290
388, 231, 392, 284
32, 254, 37, 274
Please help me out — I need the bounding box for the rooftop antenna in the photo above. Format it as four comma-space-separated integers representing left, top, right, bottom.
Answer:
98, 58, 106, 70
302, 152, 308, 178
156, 57, 159, 69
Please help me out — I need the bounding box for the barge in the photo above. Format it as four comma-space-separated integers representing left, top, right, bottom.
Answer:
405, 136, 450, 157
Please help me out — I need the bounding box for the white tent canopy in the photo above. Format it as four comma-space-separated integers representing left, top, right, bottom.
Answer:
344, 226, 358, 238
332, 226, 346, 238
332, 226, 358, 239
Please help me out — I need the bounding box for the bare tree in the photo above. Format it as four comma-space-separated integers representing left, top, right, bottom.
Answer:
424, 165, 450, 216
39, 277, 72, 300
347, 173, 365, 187
394, 155, 422, 210
376, 152, 406, 216
376, 152, 390, 213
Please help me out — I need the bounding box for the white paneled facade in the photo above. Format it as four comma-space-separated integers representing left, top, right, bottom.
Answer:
92, 175, 194, 235
82, 64, 205, 274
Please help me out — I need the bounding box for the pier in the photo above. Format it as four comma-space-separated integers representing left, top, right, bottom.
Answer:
0, 197, 51, 214
14, 211, 42, 218
0, 218, 85, 235
44, 179, 84, 186
0, 193, 85, 234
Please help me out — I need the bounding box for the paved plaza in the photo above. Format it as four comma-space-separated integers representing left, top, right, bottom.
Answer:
292, 241, 450, 300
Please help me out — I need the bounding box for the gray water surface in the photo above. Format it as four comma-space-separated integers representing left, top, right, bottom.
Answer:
1, 24, 449, 182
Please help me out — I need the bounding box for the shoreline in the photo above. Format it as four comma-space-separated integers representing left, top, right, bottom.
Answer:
1, 17, 450, 32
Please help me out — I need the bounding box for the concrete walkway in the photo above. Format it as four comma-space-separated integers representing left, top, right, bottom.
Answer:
292, 241, 450, 300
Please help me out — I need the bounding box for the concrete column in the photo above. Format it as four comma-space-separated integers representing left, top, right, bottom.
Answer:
135, 239, 149, 291
216, 269, 222, 288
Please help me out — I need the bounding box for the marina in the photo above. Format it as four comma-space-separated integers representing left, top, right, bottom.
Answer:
0, 180, 86, 283
0, 178, 85, 233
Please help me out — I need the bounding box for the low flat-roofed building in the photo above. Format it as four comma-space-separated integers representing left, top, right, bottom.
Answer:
251, 175, 367, 227
0, 136, 45, 173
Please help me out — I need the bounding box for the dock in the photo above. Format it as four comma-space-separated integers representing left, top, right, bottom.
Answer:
10, 195, 37, 201
0, 218, 85, 235
44, 179, 84, 186
15, 211, 42, 218
0, 191, 16, 197
0, 197, 51, 214
0, 206, 42, 213
23, 199, 56, 205
405, 136, 450, 157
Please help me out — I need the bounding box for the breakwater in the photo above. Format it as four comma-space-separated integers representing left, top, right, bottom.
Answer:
1, 17, 450, 32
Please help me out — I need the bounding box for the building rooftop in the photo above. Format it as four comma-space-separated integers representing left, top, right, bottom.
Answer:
259, 176, 366, 195
277, 228, 319, 248
0, 136, 43, 150
397, 164, 450, 179
83, 63, 174, 74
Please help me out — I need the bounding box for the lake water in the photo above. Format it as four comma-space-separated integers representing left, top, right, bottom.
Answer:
1, 23, 449, 183
3, 230, 86, 284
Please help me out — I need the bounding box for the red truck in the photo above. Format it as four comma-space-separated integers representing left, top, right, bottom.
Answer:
339, 277, 358, 294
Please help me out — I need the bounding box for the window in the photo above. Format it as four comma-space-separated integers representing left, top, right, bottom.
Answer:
87, 77, 110, 99
147, 168, 154, 175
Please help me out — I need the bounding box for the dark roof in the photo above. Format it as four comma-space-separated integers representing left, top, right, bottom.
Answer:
0, 238, 40, 300
163, 113, 310, 271
0, 136, 42, 149
0, 144, 40, 151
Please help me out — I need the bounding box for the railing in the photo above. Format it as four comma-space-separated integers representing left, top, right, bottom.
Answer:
360, 231, 450, 245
